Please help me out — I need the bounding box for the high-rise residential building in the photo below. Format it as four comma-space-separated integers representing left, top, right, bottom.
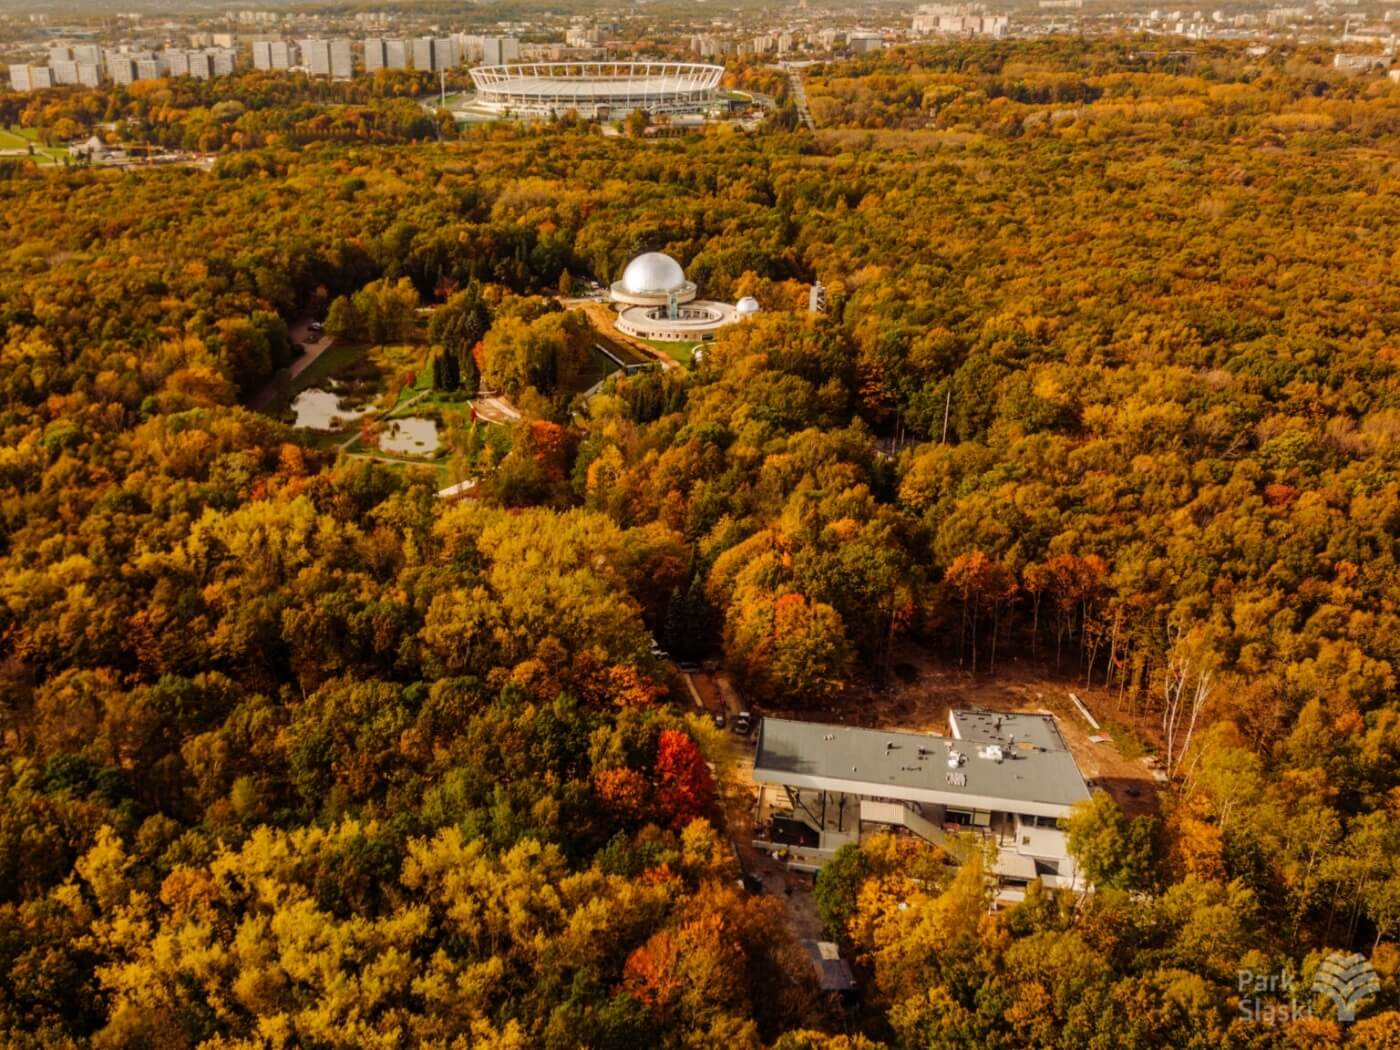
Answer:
48, 46, 71, 65
73, 44, 102, 66
254, 40, 294, 70
77, 62, 100, 87
163, 48, 190, 76
301, 38, 331, 76
135, 57, 160, 81
385, 39, 408, 70
187, 51, 213, 78
364, 37, 386, 71
9, 64, 33, 91
480, 36, 520, 65
412, 36, 433, 71
329, 37, 352, 78
108, 57, 135, 85
212, 48, 237, 77
50, 60, 79, 84
434, 37, 456, 69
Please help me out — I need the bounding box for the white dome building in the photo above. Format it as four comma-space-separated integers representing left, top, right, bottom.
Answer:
610, 252, 697, 307
610, 250, 741, 346
735, 296, 761, 317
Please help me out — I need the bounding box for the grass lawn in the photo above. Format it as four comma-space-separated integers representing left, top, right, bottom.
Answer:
638, 337, 702, 367
262, 341, 369, 417
0, 126, 67, 166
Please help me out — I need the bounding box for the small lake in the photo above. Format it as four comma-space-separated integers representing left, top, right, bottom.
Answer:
379, 416, 440, 456
291, 388, 373, 430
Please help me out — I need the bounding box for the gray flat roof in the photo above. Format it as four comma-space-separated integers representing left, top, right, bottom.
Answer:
753, 710, 1092, 816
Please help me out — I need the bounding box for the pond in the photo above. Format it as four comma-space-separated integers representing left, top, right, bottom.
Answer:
379, 416, 440, 456
291, 388, 374, 430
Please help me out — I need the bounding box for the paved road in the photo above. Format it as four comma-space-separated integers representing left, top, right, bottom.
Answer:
248, 318, 333, 412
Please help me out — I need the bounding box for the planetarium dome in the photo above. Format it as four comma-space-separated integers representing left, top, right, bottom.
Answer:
620, 252, 687, 295
735, 296, 761, 317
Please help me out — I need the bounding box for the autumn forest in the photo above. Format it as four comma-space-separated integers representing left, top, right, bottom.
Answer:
2, 36, 1400, 1049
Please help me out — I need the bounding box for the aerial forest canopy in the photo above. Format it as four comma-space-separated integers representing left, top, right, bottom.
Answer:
1, 36, 1400, 1048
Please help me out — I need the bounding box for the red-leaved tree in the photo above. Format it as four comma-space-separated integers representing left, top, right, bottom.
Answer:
653, 729, 715, 830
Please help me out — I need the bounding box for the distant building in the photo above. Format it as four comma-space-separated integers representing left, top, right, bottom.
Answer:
186, 51, 212, 79
385, 39, 409, 70
48, 46, 71, 65
480, 36, 520, 66
105, 50, 135, 85
330, 37, 352, 78
1334, 52, 1387, 72
913, 3, 1009, 37
412, 36, 433, 71
364, 37, 386, 71
73, 44, 102, 66
849, 33, 884, 53
77, 62, 100, 87
253, 40, 294, 71
163, 49, 190, 77
50, 59, 79, 85
211, 48, 237, 77
302, 38, 331, 76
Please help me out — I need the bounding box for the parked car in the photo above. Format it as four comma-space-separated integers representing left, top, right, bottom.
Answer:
732, 711, 753, 736
711, 711, 726, 730
308, 321, 325, 333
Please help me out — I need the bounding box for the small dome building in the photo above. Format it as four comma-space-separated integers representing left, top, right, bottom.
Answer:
735, 296, 761, 317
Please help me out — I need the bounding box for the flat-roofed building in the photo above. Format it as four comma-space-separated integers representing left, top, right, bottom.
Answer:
77, 62, 100, 87
301, 38, 331, 76
751, 709, 1093, 899
385, 39, 408, 70
50, 59, 79, 84
186, 51, 212, 79
364, 37, 386, 71
106, 51, 135, 85
211, 48, 237, 77
162, 48, 190, 77
135, 57, 160, 81
412, 36, 433, 71
329, 37, 352, 78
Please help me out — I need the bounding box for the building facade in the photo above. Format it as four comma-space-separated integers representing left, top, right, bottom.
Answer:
751, 710, 1093, 900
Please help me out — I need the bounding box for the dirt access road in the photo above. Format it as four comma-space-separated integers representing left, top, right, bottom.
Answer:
687, 670, 825, 943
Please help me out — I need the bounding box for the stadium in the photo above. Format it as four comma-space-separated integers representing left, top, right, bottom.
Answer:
468, 62, 724, 119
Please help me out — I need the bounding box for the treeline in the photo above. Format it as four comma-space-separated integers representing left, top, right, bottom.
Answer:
802, 38, 1400, 132
0, 68, 459, 152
